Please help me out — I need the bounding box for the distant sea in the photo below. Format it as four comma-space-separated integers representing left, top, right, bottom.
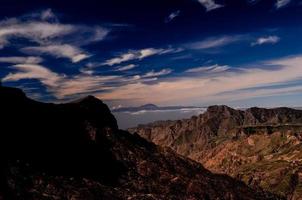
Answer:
113, 107, 207, 130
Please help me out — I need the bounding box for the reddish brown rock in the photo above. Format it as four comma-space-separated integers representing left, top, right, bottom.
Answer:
130, 105, 302, 198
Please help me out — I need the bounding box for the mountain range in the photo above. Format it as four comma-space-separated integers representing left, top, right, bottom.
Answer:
112, 103, 204, 113
0, 86, 280, 200
129, 105, 302, 199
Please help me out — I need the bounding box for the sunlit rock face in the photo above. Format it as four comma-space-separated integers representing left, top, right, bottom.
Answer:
130, 105, 302, 199
0, 86, 280, 200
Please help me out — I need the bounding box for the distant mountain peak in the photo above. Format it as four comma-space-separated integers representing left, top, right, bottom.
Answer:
139, 104, 158, 109
112, 103, 204, 113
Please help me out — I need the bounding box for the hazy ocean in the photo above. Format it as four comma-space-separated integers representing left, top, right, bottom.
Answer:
113, 108, 207, 130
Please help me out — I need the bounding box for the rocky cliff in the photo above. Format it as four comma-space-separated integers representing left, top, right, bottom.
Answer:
130, 105, 302, 199
0, 86, 279, 200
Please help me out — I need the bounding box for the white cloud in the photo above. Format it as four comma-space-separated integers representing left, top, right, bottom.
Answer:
165, 10, 181, 23
0, 56, 43, 64
91, 26, 110, 42
2, 64, 62, 87
54, 75, 120, 98
1, 62, 160, 100
22, 44, 90, 63
189, 35, 245, 50
2, 63, 121, 99
115, 64, 137, 71
104, 52, 136, 66
5, 55, 302, 105
185, 64, 230, 73
0, 9, 109, 50
96, 55, 302, 106
0, 20, 74, 48
40, 9, 57, 21
197, 0, 224, 12
276, 0, 291, 9
251, 36, 280, 46
142, 69, 173, 78
79, 68, 95, 75
28, 8, 58, 22
102, 48, 180, 66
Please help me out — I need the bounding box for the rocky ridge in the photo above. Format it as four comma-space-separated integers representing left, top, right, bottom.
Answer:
129, 105, 302, 199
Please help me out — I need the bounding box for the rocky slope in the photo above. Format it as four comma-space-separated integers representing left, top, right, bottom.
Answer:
0, 86, 279, 200
129, 105, 302, 199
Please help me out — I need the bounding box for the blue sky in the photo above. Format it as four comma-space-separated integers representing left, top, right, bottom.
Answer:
1, 0, 302, 108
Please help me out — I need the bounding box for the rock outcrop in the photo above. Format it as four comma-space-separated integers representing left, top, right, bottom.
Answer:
130, 105, 302, 199
0, 86, 279, 200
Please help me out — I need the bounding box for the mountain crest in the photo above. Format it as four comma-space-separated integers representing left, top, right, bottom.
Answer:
206, 105, 238, 113
130, 105, 302, 199
72, 95, 103, 104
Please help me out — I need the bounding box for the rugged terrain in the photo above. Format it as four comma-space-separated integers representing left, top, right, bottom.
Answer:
0, 86, 280, 200
130, 105, 302, 199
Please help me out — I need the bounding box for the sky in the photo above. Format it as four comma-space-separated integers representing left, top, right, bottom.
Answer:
1, 0, 302, 108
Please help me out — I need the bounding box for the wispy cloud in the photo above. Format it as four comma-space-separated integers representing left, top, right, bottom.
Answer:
251, 36, 280, 46
55, 75, 120, 98
2, 63, 120, 99
1, 63, 164, 99
0, 9, 109, 62
115, 64, 137, 71
0, 19, 74, 48
22, 44, 90, 63
165, 10, 181, 23
7, 11, 108, 47
246, 0, 261, 5
275, 0, 291, 9
79, 68, 94, 75
3, 64, 62, 87
197, 0, 224, 12
188, 35, 246, 50
102, 48, 180, 66
171, 54, 193, 60
5, 55, 302, 106
28, 8, 58, 22
96, 55, 302, 105
185, 64, 230, 73
142, 69, 173, 78
0, 56, 43, 64
40, 9, 58, 21
241, 0, 291, 9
